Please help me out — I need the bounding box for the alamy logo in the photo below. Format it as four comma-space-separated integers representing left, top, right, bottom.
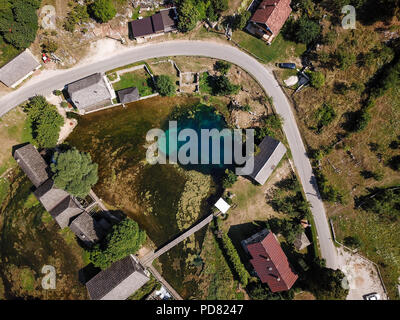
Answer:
41, 265, 56, 290
146, 121, 255, 175
40, 5, 56, 30
342, 5, 356, 29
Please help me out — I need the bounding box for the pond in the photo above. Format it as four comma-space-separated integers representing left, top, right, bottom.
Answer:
67, 96, 229, 298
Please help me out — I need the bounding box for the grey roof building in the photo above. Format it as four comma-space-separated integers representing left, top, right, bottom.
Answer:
13, 144, 49, 187
117, 87, 140, 104
34, 179, 83, 228
86, 255, 150, 300
69, 211, 105, 247
66, 73, 112, 113
49, 196, 83, 229
248, 136, 287, 185
0, 49, 41, 88
294, 232, 311, 251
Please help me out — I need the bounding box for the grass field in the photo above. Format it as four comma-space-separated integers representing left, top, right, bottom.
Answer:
282, 19, 400, 298
232, 31, 306, 64
113, 69, 155, 97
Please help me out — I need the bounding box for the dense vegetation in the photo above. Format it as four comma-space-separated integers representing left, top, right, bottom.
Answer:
0, 0, 40, 50
51, 148, 98, 198
155, 75, 176, 96
176, 0, 228, 32
88, 218, 146, 269
356, 186, 400, 222
24, 96, 64, 148
89, 0, 117, 23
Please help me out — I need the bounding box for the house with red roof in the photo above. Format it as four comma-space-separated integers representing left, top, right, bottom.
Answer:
242, 229, 298, 292
247, 0, 292, 44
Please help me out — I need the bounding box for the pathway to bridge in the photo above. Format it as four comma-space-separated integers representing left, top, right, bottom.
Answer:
140, 214, 214, 266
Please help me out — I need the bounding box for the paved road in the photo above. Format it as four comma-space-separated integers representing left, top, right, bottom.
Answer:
0, 40, 338, 269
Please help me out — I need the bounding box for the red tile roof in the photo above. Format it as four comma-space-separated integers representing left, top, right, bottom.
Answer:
247, 231, 298, 292
250, 0, 292, 35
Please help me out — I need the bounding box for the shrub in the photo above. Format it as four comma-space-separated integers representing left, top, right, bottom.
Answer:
89, 0, 116, 23
343, 236, 361, 249
314, 103, 336, 132
294, 16, 321, 45
211, 75, 240, 96
41, 39, 58, 53
308, 71, 325, 89
336, 50, 356, 70
88, 218, 146, 269
220, 232, 249, 286
155, 75, 176, 96
215, 61, 231, 75
222, 169, 237, 188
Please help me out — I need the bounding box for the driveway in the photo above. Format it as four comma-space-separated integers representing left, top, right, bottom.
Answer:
0, 40, 338, 269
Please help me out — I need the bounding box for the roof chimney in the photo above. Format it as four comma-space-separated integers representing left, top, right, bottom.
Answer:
277, 277, 281, 281
268, 267, 273, 271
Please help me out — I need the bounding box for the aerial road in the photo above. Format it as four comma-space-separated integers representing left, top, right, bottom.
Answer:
0, 40, 338, 269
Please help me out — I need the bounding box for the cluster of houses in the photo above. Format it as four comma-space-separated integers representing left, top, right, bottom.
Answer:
13, 143, 153, 300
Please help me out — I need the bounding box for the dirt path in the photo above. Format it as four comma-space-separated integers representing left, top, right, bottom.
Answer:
337, 247, 388, 300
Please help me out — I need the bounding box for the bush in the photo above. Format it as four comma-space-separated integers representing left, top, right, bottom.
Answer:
215, 61, 231, 75
88, 218, 146, 269
41, 39, 58, 53
222, 169, 237, 188
343, 236, 361, 249
336, 50, 356, 70
24, 96, 64, 148
314, 103, 336, 132
231, 11, 251, 30
51, 148, 98, 198
308, 71, 325, 89
294, 16, 321, 45
314, 169, 345, 204
155, 75, 176, 96
89, 0, 116, 23
211, 75, 240, 96
220, 232, 250, 286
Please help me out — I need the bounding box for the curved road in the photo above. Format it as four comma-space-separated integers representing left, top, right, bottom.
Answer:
0, 40, 338, 269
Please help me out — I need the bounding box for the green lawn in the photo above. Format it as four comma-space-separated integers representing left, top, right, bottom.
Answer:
113, 70, 155, 97
232, 31, 306, 63
0, 178, 10, 206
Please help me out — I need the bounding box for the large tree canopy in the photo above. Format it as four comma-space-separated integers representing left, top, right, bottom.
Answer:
155, 75, 176, 96
88, 218, 146, 269
51, 148, 98, 198
89, 0, 116, 23
0, 0, 40, 49
24, 96, 64, 148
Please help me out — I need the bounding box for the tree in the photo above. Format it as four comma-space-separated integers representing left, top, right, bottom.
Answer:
344, 236, 361, 249
231, 11, 251, 30
0, 0, 40, 49
89, 0, 116, 23
222, 169, 237, 188
214, 60, 231, 75
212, 75, 240, 96
315, 103, 336, 133
294, 16, 321, 45
24, 96, 64, 148
51, 148, 98, 198
177, 0, 201, 32
308, 71, 325, 89
41, 39, 58, 53
358, 186, 400, 221
88, 218, 146, 269
155, 75, 176, 96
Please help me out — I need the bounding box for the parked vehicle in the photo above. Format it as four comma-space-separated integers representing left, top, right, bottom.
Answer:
363, 292, 381, 300
277, 63, 296, 69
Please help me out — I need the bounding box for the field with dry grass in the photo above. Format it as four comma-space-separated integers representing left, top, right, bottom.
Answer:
278, 19, 400, 298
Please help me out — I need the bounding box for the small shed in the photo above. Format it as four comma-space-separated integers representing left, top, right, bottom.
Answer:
294, 232, 311, 251
214, 198, 231, 214
117, 87, 140, 104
